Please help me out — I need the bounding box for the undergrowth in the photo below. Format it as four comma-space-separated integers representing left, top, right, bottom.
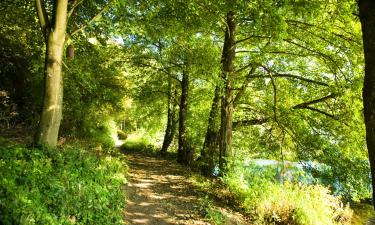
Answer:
223, 160, 353, 225
120, 135, 176, 159
0, 138, 127, 224
198, 195, 226, 224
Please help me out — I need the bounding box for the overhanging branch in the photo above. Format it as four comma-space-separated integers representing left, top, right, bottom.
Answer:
68, 0, 84, 19
233, 118, 269, 129
293, 93, 336, 109
233, 66, 257, 106
249, 73, 329, 86
70, 0, 114, 37
296, 106, 336, 119
292, 94, 337, 119
235, 35, 271, 45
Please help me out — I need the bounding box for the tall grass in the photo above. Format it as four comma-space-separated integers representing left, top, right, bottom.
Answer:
223, 160, 352, 225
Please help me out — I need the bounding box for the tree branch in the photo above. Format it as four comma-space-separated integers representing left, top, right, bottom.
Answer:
131, 61, 181, 83
249, 73, 329, 86
35, 0, 50, 40
286, 19, 360, 45
235, 35, 271, 45
236, 50, 310, 58
296, 106, 336, 119
233, 118, 269, 129
68, 0, 84, 19
234, 62, 256, 74
284, 39, 345, 79
292, 94, 337, 119
233, 66, 256, 106
270, 73, 278, 122
70, 0, 114, 37
293, 93, 336, 109
244, 65, 329, 87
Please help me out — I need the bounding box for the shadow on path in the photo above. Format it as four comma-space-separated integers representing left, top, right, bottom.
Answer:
123, 152, 209, 225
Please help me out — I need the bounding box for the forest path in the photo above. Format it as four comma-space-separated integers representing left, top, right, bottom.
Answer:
123, 152, 247, 225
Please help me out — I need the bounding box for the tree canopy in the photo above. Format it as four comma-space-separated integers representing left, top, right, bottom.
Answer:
1, 0, 375, 224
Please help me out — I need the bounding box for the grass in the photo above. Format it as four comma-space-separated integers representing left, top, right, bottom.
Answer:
351, 203, 374, 225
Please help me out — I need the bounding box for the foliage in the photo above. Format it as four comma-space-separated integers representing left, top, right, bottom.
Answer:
0, 91, 17, 128
351, 203, 375, 225
61, 41, 129, 143
0, 0, 372, 222
198, 196, 226, 225
120, 133, 159, 155
0, 0, 44, 126
223, 160, 352, 225
0, 142, 127, 225
117, 129, 128, 140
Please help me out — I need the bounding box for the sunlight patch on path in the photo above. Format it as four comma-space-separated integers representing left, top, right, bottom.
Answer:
123, 153, 210, 225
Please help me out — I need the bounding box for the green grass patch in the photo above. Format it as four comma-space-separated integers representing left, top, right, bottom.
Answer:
0, 142, 127, 224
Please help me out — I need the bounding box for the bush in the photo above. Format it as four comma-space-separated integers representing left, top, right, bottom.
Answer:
117, 129, 128, 140
0, 143, 127, 224
120, 134, 157, 154
223, 160, 352, 225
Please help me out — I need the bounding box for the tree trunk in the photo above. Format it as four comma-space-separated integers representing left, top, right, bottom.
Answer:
34, 0, 68, 147
161, 78, 178, 155
201, 85, 221, 175
219, 11, 236, 169
359, 0, 375, 209
177, 71, 192, 165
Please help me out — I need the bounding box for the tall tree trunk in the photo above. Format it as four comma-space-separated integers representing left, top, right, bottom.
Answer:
34, 0, 68, 147
161, 78, 178, 155
177, 71, 192, 165
201, 85, 221, 175
359, 0, 375, 209
219, 11, 237, 169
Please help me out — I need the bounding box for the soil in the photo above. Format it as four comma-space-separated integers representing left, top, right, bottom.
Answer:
123, 152, 247, 225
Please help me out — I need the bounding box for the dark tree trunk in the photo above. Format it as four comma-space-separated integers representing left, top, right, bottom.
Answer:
359, 0, 375, 209
177, 71, 192, 165
219, 11, 237, 169
201, 85, 221, 175
161, 78, 178, 155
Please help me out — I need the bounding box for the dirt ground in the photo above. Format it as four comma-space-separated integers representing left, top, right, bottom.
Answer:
123, 152, 247, 225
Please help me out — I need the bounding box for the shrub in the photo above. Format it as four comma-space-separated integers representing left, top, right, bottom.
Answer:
223, 160, 352, 225
0, 143, 127, 224
80, 117, 117, 149
117, 129, 128, 140
120, 134, 157, 154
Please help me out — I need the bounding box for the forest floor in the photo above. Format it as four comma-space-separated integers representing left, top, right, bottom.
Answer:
123, 152, 248, 225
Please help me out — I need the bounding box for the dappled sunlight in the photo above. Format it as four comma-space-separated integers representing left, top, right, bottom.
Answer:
124, 152, 210, 225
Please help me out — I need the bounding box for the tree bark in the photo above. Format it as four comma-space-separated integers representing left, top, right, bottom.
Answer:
161, 78, 178, 155
359, 0, 375, 209
177, 71, 192, 165
201, 85, 221, 175
34, 0, 68, 147
219, 11, 237, 169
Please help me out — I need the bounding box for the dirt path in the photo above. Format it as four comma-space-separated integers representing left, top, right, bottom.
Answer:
123, 153, 246, 225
